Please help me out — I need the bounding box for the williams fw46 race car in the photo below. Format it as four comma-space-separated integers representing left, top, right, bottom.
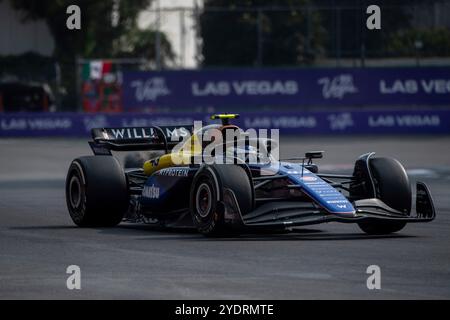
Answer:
66, 114, 435, 236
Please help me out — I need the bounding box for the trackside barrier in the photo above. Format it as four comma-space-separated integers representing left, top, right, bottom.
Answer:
122, 67, 450, 110
0, 109, 450, 137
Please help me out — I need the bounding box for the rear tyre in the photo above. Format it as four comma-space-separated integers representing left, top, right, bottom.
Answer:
190, 165, 253, 236
66, 156, 129, 227
357, 157, 412, 235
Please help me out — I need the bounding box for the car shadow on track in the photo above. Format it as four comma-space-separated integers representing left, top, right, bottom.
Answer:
10, 224, 416, 241
9, 225, 78, 230
9, 224, 202, 241
109, 225, 416, 241
203, 232, 414, 241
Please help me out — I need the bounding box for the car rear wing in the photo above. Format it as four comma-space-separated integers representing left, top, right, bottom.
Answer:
89, 125, 194, 155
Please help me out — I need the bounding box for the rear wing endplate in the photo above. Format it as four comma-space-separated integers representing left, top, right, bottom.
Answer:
89, 126, 193, 155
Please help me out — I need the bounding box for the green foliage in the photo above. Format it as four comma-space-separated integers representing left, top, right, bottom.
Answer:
200, 0, 422, 62
387, 28, 450, 57
315, 0, 413, 58
10, 0, 154, 59
9, 0, 174, 108
115, 29, 175, 65
200, 0, 325, 66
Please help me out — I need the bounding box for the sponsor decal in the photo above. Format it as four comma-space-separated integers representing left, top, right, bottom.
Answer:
192, 80, 298, 97
83, 115, 108, 131
122, 67, 450, 109
1, 109, 450, 137
131, 77, 170, 102
1, 117, 72, 131
301, 176, 318, 182
318, 74, 358, 99
244, 116, 316, 128
104, 126, 191, 141
157, 168, 189, 177
165, 126, 191, 141
107, 127, 157, 139
148, 157, 160, 167
327, 200, 349, 204
380, 79, 450, 95
368, 114, 441, 127
327, 113, 354, 131
142, 184, 160, 199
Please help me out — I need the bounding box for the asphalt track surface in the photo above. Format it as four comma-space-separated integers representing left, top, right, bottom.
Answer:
1, 136, 450, 299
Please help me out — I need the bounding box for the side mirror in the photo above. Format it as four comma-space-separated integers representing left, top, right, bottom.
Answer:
305, 151, 324, 159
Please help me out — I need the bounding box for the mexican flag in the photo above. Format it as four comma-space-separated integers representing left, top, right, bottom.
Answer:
82, 60, 112, 80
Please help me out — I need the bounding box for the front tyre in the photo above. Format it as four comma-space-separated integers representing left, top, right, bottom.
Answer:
190, 165, 253, 236
357, 157, 412, 235
66, 156, 129, 227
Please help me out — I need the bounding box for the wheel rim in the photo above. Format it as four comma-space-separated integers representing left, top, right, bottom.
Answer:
196, 183, 212, 218
69, 175, 82, 209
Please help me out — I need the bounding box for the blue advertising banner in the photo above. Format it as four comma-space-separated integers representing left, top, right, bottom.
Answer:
122, 67, 450, 110
1, 109, 449, 137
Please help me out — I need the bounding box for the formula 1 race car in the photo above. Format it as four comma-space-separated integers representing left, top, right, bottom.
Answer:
66, 114, 435, 236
